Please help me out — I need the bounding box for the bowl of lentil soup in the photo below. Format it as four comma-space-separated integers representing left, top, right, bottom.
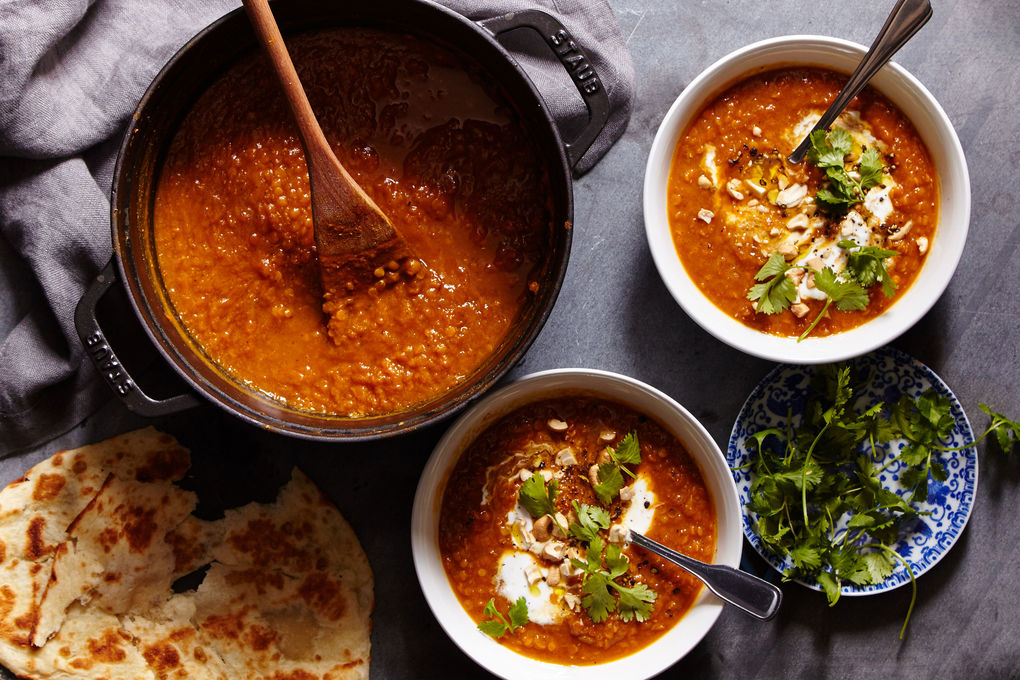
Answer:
411, 369, 742, 679
80, 0, 612, 439
643, 35, 969, 363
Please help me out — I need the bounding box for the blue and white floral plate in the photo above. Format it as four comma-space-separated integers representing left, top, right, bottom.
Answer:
727, 347, 978, 595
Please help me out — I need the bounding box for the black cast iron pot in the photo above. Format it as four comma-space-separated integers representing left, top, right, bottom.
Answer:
75, 0, 608, 440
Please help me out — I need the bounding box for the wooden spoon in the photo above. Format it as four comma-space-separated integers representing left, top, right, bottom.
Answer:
242, 0, 415, 303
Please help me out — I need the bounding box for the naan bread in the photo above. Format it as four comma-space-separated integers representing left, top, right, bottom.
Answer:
0, 428, 373, 680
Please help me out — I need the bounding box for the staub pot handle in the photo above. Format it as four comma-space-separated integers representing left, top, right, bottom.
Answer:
479, 9, 611, 171
75, 260, 199, 417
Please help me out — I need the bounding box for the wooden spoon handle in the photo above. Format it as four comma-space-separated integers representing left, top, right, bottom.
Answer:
240, 0, 368, 205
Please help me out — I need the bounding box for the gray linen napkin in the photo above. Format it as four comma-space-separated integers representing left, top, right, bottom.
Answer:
0, 0, 635, 456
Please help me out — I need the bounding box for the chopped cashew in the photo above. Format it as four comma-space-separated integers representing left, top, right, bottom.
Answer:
555, 447, 577, 467
533, 514, 552, 542
552, 513, 568, 539
597, 447, 613, 464
547, 418, 568, 432
777, 243, 799, 260
917, 236, 929, 254
752, 125, 762, 137
619, 485, 635, 502
745, 179, 767, 197
806, 256, 825, 271
785, 268, 805, 285
588, 464, 600, 486
787, 213, 810, 231
697, 208, 714, 223
608, 525, 630, 544
539, 469, 554, 483
888, 220, 913, 241
542, 541, 568, 561
697, 174, 713, 189
776, 183, 808, 208
518, 469, 533, 482
791, 302, 810, 318
519, 526, 536, 550
524, 562, 543, 586
726, 178, 745, 201
599, 429, 616, 442
545, 566, 560, 587
564, 593, 581, 611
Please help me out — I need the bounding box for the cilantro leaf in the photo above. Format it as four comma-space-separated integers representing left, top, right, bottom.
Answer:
838, 239, 899, 297
813, 268, 869, 311
858, 146, 884, 190
604, 543, 629, 579
825, 166, 862, 201
978, 404, 1020, 454
806, 128, 850, 167
507, 597, 529, 630
748, 252, 796, 315
580, 573, 616, 622
593, 461, 624, 505
569, 502, 610, 543
804, 126, 877, 216
612, 581, 657, 622
790, 544, 822, 571
477, 619, 508, 638
859, 551, 895, 584
478, 597, 528, 638
518, 474, 558, 519
613, 432, 641, 466
798, 268, 869, 341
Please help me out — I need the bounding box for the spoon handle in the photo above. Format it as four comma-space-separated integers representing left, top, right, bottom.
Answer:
630, 531, 781, 621
787, 0, 933, 163
241, 0, 333, 168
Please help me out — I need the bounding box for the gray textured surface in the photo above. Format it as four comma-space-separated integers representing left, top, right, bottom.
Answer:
2, 0, 1019, 678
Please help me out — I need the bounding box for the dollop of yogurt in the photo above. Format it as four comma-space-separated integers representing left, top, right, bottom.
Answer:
495, 552, 564, 625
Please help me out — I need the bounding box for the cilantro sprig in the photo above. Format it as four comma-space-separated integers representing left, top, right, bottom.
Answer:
797, 266, 869, 342
745, 362, 1019, 639
748, 253, 797, 315
592, 432, 642, 504
478, 597, 529, 638
569, 525, 657, 623
518, 473, 558, 519
806, 127, 884, 215
840, 240, 899, 297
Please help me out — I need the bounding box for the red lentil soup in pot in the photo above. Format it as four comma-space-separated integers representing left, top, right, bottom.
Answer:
438, 396, 716, 664
667, 67, 938, 338
154, 29, 554, 416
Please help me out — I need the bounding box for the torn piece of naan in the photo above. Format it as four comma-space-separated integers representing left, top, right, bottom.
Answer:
0, 429, 374, 680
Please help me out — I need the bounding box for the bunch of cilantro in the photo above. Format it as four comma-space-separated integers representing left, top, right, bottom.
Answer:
744, 363, 1018, 638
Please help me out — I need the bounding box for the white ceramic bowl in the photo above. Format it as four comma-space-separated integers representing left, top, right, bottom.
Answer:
643, 35, 970, 364
410, 368, 742, 680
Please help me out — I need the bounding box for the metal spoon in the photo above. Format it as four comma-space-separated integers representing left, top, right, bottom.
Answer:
629, 530, 781, 620
787, 0, 933, 164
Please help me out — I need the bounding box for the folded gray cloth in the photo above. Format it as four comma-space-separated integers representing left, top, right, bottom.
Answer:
0, 0, 635, 456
